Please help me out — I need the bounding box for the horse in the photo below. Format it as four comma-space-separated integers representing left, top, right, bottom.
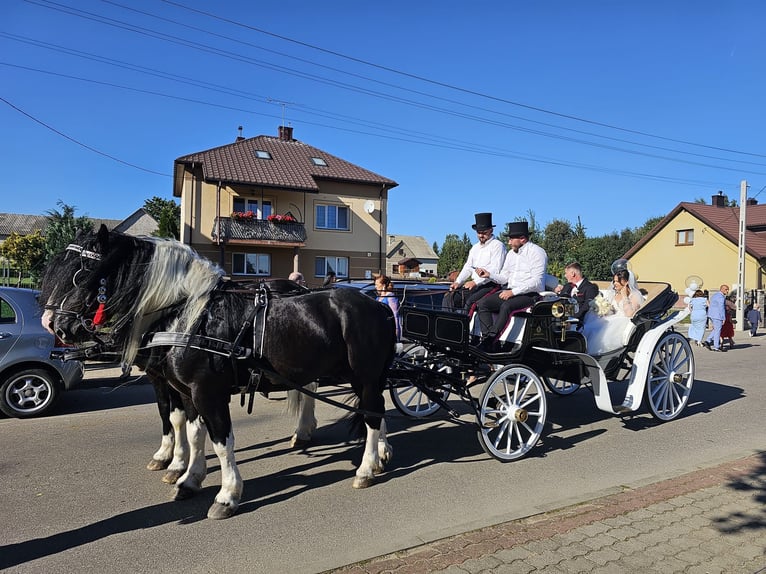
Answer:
40, 243, 338, 487
41, 225, 396, 519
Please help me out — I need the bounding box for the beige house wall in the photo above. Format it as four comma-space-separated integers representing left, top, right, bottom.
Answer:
178, 171, 390, 281
629, 210, 763, 296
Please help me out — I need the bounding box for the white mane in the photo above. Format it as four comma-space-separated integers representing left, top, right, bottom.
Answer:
122, 238, 223, 366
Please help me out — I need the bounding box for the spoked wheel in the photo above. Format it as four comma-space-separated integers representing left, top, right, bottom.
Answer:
389, 345, 451, 418
543, 376, 581, 395
476, 364, 547, 461
645, 331, 695, 421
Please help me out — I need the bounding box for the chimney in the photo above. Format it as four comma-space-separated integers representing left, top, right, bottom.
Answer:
278, 125, 294, 141
235, 125, 245, 142
746, 198, 758, 206
711, 191, 727, 207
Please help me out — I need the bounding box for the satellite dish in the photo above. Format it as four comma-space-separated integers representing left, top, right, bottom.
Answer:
685, 275, 704, 290
363, 200, 375, 214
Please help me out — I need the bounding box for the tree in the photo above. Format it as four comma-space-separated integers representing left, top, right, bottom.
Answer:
0, 231, 46, 285
44, 202, 93, 262
143, 197, 180, 239
432, 241, 439, 256
437, 233, 472, 277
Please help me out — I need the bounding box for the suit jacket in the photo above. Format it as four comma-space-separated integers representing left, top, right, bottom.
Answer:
560, 278, 600, 324
707, 291, 726, 321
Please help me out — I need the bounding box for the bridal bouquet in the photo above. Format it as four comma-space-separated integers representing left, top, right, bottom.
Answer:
590, 294, 614, 317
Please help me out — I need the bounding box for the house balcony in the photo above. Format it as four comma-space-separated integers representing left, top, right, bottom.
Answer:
212, 217, 307, 247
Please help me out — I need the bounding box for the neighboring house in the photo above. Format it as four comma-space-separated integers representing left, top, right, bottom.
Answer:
623, 194, 766, 298
386, 234, 438, 278
0, 208, 157, 244
172, 125, 398, 285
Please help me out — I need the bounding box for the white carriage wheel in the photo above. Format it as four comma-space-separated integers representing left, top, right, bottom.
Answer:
543, 376, 581, 396
476, 364, 547, 461
389, 344, 450, 418
645, 331, 695, 421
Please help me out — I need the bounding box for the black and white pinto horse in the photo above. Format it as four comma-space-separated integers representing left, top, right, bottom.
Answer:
41, 226, 397, 519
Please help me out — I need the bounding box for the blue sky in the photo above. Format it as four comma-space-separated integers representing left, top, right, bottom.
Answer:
2, 1, 765, 249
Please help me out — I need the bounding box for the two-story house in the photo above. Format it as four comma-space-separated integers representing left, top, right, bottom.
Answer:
173, 126, 397, 286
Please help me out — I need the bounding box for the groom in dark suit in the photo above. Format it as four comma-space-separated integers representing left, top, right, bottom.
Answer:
555, 262, 599, 328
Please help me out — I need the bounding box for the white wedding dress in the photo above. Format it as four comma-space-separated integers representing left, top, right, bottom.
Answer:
582, 289, 645, 356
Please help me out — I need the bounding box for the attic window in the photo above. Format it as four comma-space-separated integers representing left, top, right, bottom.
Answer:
254, 150, 272, 159
311, 157, 327, 166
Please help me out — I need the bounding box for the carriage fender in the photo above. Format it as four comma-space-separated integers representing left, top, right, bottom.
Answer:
619, 307, 691, 413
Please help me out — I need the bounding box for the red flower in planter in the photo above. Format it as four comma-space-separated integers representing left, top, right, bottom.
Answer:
267, 214, 297, 223
231, 211, 255, 220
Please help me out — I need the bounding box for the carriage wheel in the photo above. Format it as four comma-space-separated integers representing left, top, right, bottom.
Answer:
476, 365, 547, 461
543, 376, 581, 396
645, 331, 695, 421
389, 345, 450, 418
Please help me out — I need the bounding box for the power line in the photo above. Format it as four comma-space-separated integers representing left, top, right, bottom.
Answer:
20, 2, 766, 171
0, 96, 170, 177
159, 0, 766, 161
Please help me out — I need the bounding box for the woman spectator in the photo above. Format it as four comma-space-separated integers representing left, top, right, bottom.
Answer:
687, 289, 708, 346
375, 274, 401, 341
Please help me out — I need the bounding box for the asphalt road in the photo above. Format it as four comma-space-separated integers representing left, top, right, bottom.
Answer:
1, 331, 764, 574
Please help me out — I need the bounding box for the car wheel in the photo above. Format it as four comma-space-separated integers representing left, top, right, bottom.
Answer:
0, 368, 60, 418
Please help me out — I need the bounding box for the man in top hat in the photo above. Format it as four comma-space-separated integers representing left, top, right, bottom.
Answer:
475, 220, 548, 350
443, 212, 507, 313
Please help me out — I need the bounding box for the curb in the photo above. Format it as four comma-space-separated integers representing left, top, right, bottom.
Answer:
327, 453, 763, 573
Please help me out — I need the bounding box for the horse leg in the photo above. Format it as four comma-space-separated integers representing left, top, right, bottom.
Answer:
146, 376, 189, 483
287, 383, 317, 448
173, 413, 207, 501
161, 400, 189, 484
146, 374, 174, 471
352, 381, 387, 489
187, 388, 242, 520
377, 418, 393, 468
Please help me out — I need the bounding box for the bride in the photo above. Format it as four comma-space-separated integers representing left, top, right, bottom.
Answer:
582, 267, 645, 356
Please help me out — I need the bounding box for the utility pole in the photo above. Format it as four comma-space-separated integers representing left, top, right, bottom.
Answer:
736, 180, 747, 330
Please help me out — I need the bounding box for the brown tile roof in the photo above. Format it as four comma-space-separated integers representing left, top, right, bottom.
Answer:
624, 202, 766, 260
175, 134, 397, 191
0, 213, 48, 237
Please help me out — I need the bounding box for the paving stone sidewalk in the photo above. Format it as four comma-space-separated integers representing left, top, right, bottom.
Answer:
328, 453, 765, 574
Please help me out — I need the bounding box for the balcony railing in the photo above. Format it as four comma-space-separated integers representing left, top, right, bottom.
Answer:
212, 217, 307, 244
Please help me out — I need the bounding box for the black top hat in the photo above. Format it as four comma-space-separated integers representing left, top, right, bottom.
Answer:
472, 212, 495, 231
506, 221, 529, 238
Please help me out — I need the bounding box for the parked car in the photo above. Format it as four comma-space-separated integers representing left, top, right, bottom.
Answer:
333, 278, 449, 309
0, 287, 84, 418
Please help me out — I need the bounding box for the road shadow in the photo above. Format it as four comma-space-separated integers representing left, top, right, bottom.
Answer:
50, 380, 157, 416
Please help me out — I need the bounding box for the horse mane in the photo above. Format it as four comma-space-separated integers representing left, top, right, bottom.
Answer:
96, 233, 223, 366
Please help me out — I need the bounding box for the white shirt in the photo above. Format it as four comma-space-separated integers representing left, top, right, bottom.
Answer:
488, 241, 548, 294
455, 236, 506, 287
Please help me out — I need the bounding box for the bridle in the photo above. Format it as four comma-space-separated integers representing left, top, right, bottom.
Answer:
46, 243, 110, 335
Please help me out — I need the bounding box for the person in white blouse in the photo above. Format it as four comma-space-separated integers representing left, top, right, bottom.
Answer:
475, 220, 548, 350
443, 212, 507, 313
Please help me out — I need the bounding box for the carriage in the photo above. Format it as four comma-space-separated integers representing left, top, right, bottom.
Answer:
386, 280, 695, 461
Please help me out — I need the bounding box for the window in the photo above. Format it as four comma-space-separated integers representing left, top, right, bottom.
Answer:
233, 197, 272, 219
676, 229, 694, 246
254, 150, 272, 159
311, 157, 327, 166
0, 296, 16, 323
315, 256, 348, 278
315, 204, 349, 230
232, 253, 271, 276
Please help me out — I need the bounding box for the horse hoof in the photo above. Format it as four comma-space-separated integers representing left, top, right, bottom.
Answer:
173, 485, 196, 501
290, 435, 311, 449
162, 469, 184, 484
207, 502, 238, 520
146, 458, 170, 471
352, 475, 376, 489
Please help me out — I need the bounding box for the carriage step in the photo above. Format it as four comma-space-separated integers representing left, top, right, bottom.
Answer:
481, 421, 499, 429
613, 404, 632, 414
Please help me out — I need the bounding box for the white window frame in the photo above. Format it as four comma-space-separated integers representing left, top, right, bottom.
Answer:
315, 256, 349, 278
315, 203, 350, 231
233, 197, 273, 219
232, 252, 271, 276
